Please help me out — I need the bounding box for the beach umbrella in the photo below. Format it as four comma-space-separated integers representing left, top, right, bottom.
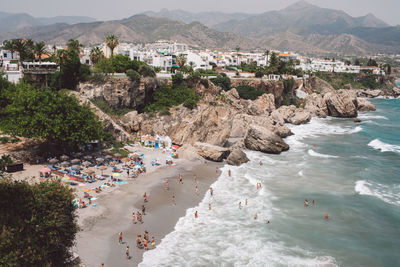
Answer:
172, 145, 180, 150
114, 153, 122, 158
82, 161, 91, 167
83, 169, 94, 174
112, 173, 121, 177
71, 159, 80, 164
49, 158, 58, 164
105, 155, 113, 159
109, 161, 117, 165
60, 155, 69, 161
61, 161, 70, 167
121, 158, 130, 163
72, 165, 81, 170
96, 157, 104, 163
152, 158, 159, 161
98, 165, 107, 175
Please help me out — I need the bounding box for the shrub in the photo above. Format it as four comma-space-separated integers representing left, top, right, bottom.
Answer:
210, 75, 231, 91
183, 98, 198, 109
139, 65, 156, 78
0, 136, 9, 144
236, 85, 265, 100
159, 109, 171, 116
172, 72, 185, 87
255, 70, 264, 78
126, 69, 140, 83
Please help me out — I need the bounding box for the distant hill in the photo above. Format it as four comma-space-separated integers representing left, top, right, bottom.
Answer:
142, 9, 253, 27
214, 1, 389, 37
0, 12, 96, 33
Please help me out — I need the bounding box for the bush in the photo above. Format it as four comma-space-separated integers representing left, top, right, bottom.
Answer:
0, 136, 9, 144
255, 70, 264, 78
110, 54, 132, 73
139, 65, 156, 78
200, 79, 209, 88
126, 69, 140, 83
210, 75, 231, 91
172, 72, 185, 87
90, 98, 132, 117
183, 98, 198, 109
90, 70, 106, 84
236, 85, 265, 100
159, 109, 171, 116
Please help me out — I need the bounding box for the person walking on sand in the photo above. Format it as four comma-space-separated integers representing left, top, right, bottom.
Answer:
228, 169, 231, 177
136, 235, 142, 249
132, 211, 136, 224
210, 187, 214, 196
179, 174, 183, 184
195, 211, 198, 218
194, 175, 197, 184
165, 180, 169, 190
126, 246, 130, 259
143, 192, 148, 203
143, 239, 148, 250
142, 204, 146, 215
118, 232, 123, 244
216, 167, 218, 173
144, 230, 149, 241
172, 194, 176, 205
151, 237, 156, 249
100, 263, 104, 267
195, 185, 199, 196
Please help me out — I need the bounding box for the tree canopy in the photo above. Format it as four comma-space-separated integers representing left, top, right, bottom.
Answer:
0, 179, 78, 266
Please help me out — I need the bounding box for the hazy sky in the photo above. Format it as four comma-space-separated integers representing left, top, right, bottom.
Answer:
2, 0, 399, 25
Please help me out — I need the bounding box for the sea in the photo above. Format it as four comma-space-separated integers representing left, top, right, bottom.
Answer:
140, 98, 400, 267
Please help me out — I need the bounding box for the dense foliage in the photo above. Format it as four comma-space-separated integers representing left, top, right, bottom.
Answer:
210, 75, 231, 91
282, 78, 299, 106
0, 79, 104, 148
126, 69, 140, 83
144, 84, 199, 113
0, 179, 78, 266
235, 85, 265, 100
138, 64, 156, 78
0, 154, 13, 171
315, 72, 383, 90
90, 98, 132, 117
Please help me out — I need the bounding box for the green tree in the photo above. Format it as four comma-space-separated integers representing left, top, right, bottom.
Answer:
172, 72, 185, 87
138, 65, 156, 78
0, 179, 78, 266
210, 75, 231, 91
0, 83, 104, 148
126, 69, 140, 83
176, 54, 187, 70
12, 39, 33, 66
55, 49, 84, 89
264, 50, 270, 66
2, 40, 15, 59
89, 47, 104, 66
94, 58, 114, 74
354, 58, 361, 66
33, 41, 47, 64
268, 52, 280, 73
66, 39, 82, 54
110, 54, 132, 73
105, 34, 119, 58
0, 154, 13, 171
367, 58, 378, 67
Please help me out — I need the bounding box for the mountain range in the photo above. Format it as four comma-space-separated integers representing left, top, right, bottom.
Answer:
1, 1, 399, 55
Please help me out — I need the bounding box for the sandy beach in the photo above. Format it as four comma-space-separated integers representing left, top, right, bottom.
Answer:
73, 148, 223, 267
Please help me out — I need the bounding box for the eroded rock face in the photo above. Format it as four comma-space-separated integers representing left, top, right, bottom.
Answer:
226, 148, 249, 166
252, 93, 276, 115
357, 98, 376, 111
304, 77, 335, 95
304, 93, 328, 118
273, 105, 311, 125
194, 142, 230, 162
177, 144, 204, 161
324, 90, 358, 118
244, 125, 289, 154
357, 89, 382, 98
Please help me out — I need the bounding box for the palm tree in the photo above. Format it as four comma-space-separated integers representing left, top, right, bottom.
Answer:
264, 50, 270, 66
55, 49, 69, 65
89, 47, 104, 66
12, 39, 28, 66
2, 40, 15, 59
176, 54, 187, 69
67, 39, 83, 54
52, 44, 57, 55
34, 41, 48, 64
105, 34, 119, 58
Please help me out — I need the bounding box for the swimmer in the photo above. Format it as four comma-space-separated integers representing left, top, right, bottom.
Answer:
266, 220, 270, 224
312, 200, 315, 206
259, 161, 263, 166
304, 199, 309, 207
324, 213, 329, 220
254, 213, 258, 220
210, 187, 214, 196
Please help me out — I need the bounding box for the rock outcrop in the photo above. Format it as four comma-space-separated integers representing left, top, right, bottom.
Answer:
244, 125, 289, 154
324, 90, 358, 118
194, 142, 230, 162
357, 98, 376, 111
177, 144, 204, 161
273, 105, 311, 125
304, 77, 335, 95
357, 89, 382, 98
226, 149, 249, 166
304, 93, 328, 117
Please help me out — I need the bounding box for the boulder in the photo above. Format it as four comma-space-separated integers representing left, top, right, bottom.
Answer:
392, 87, 400, 97
252, 93, 276, 115
177, 144, 204, 161
304, 93, 328, 118
226, 149, 249, 166
288, 109, 312, 125
357, 98, 376, 111
273, 124, 293, 137
323, 90, 358, 118
275, 105, 297, 122
354, 118, 361, 123
244, 125, 289, 154
270, 109, 285, 125
357, 89, 382, 98
194, 142, 230, 162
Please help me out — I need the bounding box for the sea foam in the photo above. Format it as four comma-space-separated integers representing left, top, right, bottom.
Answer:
368, 139, 400, 154
355, 180, 400, 207
308, 149, 339, 158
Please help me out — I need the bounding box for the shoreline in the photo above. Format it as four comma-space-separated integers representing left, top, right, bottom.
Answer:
75, 158, 223, 267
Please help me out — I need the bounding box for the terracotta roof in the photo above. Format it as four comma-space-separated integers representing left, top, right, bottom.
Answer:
279, 53, 296, 57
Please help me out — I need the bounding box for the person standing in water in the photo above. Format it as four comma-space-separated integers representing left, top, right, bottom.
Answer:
245, 199, 248, 206
239, 201, 242, 209
324, 213, 329, 220
195, 211, 198, 218
254, 213, 258, 220
210, 187, 214, 196
228, 169, 231, 177
304, 199, 309, 207
151, 237, 156, 249
209, 203, 211, 210
312, 200, 315, 206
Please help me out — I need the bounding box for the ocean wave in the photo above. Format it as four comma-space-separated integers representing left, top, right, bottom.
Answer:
355, 180, 400, 207
368, 139, 400, 154
308, 149, 339, 158
357, 114, 388, 120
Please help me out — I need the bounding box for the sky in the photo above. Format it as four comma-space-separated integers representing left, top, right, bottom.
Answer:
2, 0, 399, 25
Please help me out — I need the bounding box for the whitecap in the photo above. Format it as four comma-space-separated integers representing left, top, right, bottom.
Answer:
357, 114, 388, 120
368, 139, 400, 154
355, 180, 400, 206
308, 149, 339, 158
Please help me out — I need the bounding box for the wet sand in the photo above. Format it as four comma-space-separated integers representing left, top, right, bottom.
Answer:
75, 160, 223, 267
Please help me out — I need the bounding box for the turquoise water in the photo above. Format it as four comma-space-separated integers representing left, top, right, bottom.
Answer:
141, 98, 400, 267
